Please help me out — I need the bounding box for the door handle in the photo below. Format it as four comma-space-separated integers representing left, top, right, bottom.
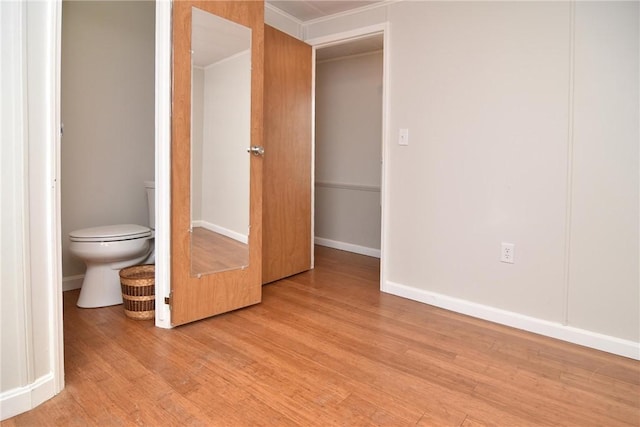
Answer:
247, 146, 265, 156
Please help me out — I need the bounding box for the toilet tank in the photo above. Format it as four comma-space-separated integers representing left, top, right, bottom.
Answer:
144, 181, 155, 230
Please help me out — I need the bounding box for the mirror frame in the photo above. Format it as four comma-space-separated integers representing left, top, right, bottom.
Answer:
171, 0, 264, 325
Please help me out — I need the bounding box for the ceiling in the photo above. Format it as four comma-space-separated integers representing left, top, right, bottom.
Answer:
267, 0, 382, 22
266, 1, 385, 61
193, 1, 385, 65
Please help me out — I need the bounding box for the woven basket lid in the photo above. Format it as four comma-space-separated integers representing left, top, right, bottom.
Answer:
70, 224, 151, 242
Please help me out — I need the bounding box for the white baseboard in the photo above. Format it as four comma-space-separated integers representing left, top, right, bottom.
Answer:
192, 220, 247, 244
62, 275, 83, 291
0, 373, 56, 421
315, 237, 381, 258
383, 280, 640, 361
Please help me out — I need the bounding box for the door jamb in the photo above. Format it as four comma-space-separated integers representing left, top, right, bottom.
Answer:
154, 0, 172, 329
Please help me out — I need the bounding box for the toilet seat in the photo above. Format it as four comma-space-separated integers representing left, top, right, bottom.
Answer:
70, 224, 151, 243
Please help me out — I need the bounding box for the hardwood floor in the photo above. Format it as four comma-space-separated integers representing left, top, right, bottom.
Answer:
3, 246, 639, 426
190, 227, 249, 275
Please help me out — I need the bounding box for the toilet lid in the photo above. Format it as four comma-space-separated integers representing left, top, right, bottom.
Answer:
69, 224, 152, 242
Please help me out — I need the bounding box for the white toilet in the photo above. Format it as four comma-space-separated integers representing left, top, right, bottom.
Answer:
70, 181, 155, 308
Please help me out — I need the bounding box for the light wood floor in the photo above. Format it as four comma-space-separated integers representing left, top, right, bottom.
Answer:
4, 246, 639, 426
191, 227, 249, 275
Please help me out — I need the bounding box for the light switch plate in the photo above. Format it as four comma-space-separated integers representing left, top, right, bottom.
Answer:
399, 128, 409, 146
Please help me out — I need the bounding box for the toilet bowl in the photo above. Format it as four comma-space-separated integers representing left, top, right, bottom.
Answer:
70, 224, 153, 308
70, 181, 156, 308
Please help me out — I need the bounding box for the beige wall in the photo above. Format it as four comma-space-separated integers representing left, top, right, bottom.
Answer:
568, 2, 639, 339
315, 52, 382, 253
279, 0, 639, 351
61, 1, 155, 278
386, 0, 571, 322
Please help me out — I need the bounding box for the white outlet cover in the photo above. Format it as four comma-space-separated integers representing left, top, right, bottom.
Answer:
501, 242, 515, 264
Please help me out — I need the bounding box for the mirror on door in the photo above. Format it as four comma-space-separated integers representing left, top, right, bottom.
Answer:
190, 6, 252, 276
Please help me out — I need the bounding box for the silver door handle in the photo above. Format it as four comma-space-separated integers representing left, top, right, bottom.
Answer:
247, 146, 264, 156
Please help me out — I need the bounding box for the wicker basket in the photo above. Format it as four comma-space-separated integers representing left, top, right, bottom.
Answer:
119, 264, 155, 320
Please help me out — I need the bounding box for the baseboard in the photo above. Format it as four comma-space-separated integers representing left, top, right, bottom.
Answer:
62, 275, 83, 291
315, 237, 381, 258
0, 373, 56, 421
383, 280, 640, 361
192, 220, 247, 244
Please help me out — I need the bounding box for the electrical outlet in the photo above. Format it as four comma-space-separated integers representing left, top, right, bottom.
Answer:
501, 242, 515, 264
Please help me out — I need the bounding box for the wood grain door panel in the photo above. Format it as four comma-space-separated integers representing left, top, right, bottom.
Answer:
171, 1, 264, 326
263, 25, 312, 284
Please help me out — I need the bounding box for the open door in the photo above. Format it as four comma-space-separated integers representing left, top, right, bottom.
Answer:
170, 1, 264, 326
263, 25, 313, 284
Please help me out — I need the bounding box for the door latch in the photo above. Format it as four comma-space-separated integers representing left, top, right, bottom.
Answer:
247, 146, 265, 156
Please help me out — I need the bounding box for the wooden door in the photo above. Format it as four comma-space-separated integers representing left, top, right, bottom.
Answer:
263, 25, 313, 284
170, 1, 264, 326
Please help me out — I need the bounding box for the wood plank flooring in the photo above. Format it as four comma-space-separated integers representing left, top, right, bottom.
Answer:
190, 227, 249, 275
3, 246, 639, 426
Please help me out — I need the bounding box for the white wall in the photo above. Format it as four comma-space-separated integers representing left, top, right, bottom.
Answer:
1, 0, 63, 419
195, 51, 251, 241
61, 1, 155, 280
315, 51, 383, 255
281, 1, 639, 357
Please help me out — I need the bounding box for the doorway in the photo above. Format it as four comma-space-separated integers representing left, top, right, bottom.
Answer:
60, 1, 156, 295
313, 32, 386, 270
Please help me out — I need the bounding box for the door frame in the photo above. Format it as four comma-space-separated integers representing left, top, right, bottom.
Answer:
2, 0, 64, 416
306, 23, 390, 289
154, 0, 172, 329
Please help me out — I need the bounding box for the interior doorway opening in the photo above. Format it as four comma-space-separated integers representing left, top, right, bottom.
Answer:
313, 34, 385, 266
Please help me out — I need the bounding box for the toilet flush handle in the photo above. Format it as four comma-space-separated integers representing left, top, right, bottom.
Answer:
247, 146, 265, 156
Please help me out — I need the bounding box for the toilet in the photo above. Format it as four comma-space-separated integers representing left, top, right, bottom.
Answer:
70, 181, 155, 308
